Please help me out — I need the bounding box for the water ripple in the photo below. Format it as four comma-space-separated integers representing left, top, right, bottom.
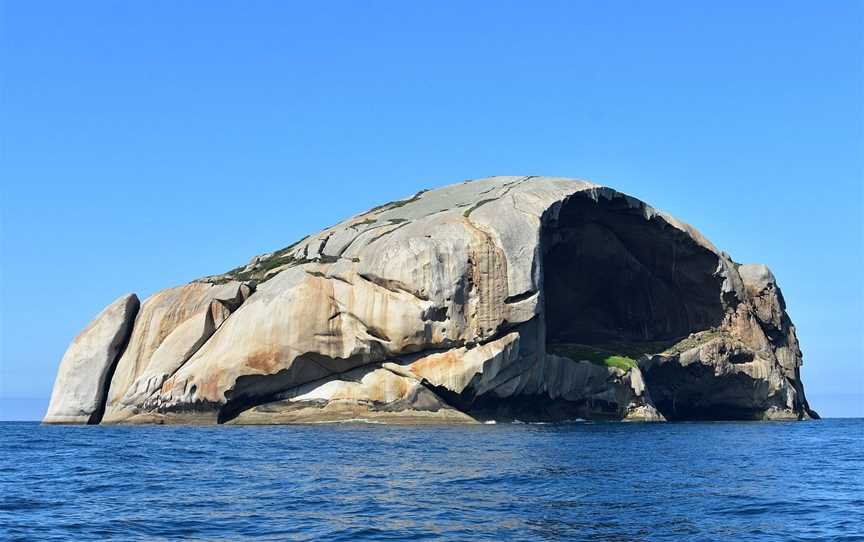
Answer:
0, 420, 861, 541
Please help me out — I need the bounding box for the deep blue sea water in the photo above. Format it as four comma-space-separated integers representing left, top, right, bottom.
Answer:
1, 420, 861, 541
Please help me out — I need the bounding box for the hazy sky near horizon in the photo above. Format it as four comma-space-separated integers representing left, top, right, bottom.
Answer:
1, 1, 862, 419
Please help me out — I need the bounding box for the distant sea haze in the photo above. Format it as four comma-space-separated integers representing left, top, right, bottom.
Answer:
1, 420, 861, 541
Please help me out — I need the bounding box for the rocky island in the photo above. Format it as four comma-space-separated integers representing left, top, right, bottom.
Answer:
44, 176, 818, 425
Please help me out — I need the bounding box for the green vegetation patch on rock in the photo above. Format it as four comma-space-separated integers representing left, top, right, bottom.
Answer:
549, 344, 638, 371
659, 330, 724, 356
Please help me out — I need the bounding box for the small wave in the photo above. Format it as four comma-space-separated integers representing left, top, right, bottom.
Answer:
0, 497, 56, 512
309, 419, 384, 424
511, 420, 555, 425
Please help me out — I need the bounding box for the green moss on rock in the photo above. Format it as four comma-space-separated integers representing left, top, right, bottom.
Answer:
549, 344, 638, 371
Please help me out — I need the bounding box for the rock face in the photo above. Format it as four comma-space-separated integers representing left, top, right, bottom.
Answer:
101, 281, 253, 423
44, 294, 139, 424
44, 176, 818, 424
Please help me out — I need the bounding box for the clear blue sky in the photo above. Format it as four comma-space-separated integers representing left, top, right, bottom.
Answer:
1, 1, 861, 419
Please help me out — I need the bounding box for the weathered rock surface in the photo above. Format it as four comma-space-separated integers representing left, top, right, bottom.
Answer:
44, 294, 139, 424
101, 281, 253, 423
44, 176, 817, 424
231, 364, 476, 425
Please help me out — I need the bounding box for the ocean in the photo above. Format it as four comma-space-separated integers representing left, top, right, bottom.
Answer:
1, 420, 861, 541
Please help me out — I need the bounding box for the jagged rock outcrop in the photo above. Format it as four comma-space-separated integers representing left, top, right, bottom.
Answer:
640, 263, 815, 420
43, 176, 818, 424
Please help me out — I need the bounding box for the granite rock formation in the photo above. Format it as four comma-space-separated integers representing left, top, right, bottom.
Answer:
44, 176, 818, 424
44, 294, 139, 424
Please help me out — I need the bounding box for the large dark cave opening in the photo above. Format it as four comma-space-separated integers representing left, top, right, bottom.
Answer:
541, 193, 725, 354
640, 363, 769, 421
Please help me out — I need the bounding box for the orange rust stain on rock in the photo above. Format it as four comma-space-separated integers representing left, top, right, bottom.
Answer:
410, 349, 462, 376
199, 371, 223, 401
159, 378, 177, 395
244, 349, 284, 374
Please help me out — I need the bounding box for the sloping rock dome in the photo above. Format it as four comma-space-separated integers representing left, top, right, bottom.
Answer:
44, 176, 818, 424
